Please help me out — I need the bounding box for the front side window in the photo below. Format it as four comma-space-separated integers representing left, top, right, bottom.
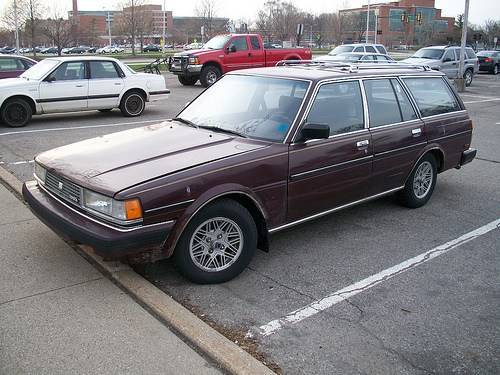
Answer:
307, 81, 364, 136
177, 75, 309, 142
362, 55, 376, 61
442, 49, 456, 61
354, 46, 364, 52
403, 77, 461, 117
229, 37, 248, 52
48, 62, 86, 81
465, 48, 476, 60
376, 45, 388, 54
90, 61, 120, 79
365, 46, 377, 53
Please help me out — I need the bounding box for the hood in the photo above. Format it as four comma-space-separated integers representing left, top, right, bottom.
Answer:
400, 57, 439, 66
36, 121, 269, 196
0, 77, 36, 89
174, 49, 217, 57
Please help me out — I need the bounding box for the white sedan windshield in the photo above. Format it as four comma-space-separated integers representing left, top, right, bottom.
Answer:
178, 75, 309, 142
21, 59, 59, 80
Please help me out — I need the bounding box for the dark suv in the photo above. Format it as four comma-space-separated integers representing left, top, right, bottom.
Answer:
24, 62, 476, 284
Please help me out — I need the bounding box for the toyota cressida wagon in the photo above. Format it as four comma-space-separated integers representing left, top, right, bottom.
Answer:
23, 62, 476, 284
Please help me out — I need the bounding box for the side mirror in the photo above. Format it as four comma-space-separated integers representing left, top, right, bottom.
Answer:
45, 76, 56, 82
226, 45, 237, 53
443, 57, 452, 63
299, 123, 330, 141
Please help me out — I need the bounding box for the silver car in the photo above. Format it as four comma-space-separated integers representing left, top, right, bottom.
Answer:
401, 46, 479, 86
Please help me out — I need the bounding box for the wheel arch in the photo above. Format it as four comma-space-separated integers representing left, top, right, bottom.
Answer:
1, 94, 37, 115
202, 61, 223, 74
163, 186, 270, 259
404, 146, 445, 185
120, 87, 148, 103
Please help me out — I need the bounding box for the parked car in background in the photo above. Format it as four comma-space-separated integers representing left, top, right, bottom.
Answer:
97, 45, 124, 54
184, 42, 204, 50
401, 45, 479, 86
87, 47, 98, 53
0, 56, 169, 127
142, 44, 161, 52
316, 52, 395, 63
328, 43, 388, 56
0, 47, 17, 54
23, 62, 476, 283
0, 55, 37, 79
169, 33, 311, 87
477, 51, 500, 74
41, 47, 58, 54
64, 46, 89, 54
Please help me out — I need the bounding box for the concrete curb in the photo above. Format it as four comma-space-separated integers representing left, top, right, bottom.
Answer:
0, 165, 274, 375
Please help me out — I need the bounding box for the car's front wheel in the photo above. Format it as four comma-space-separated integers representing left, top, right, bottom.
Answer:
1, 98, 32, 127
398, 154, 437, 208
200, 65, 221, 87
173, 199, 257, 284
120, 91, 145, 117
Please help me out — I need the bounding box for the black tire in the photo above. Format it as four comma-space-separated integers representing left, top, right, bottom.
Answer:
397, 154, 437, 209
492, 65, 499, 75
120, 91, 145, 117
199, 65, 221, 88
177, 75, 199, 86
1, 98, 32, 127
98, 108, 113, 112
464, 69, 473, 87
173, 199, 257, 284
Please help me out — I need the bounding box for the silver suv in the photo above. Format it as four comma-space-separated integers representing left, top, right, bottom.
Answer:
401, 46, 479, 86
328, 43, 388, 56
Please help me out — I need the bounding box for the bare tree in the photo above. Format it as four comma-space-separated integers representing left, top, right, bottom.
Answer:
42, 7, 72, 56
24, 0, 44, 56
117, 0, 145, 55
480, 19, 500, 49
136, 5, 153, 50
195, 0, 217, 41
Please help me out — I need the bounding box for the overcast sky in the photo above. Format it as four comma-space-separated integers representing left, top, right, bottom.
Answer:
36, 0, 500, 25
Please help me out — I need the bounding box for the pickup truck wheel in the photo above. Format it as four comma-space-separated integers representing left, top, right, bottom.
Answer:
200, 65, 221, 87
120, 91, 145, 117
1, 98, 32, 127
173, 199, 257, 284
397, 154, 437, 209
464, 69, 473, 87
178, 76, 199, 86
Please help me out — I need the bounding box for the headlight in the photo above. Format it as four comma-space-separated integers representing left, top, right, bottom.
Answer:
34, 162, 47, 184
83, 189, 143, 223
188, 56, 200, 65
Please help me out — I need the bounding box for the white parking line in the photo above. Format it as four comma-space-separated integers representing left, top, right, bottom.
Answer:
0, 119, 165, 137
460, 94, 498, 99
463, 98, 500, 104
251, 218, 500, 337
0, 160, 34, 166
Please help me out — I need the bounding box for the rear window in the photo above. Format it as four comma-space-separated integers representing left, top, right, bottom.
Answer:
403, 77, 461, 117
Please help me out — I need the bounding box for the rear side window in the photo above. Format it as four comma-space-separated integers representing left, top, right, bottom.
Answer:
307, 81, 364, 136
250, 36, 260, 50
0, 58, 24, 71
90, 61, 120, 79
391, 79, 418, 121
465, 48, 476, 59
365, 46, 377, 53
376, 45, 387, 54
364, 79, 404, 127
403, 77, 461, 117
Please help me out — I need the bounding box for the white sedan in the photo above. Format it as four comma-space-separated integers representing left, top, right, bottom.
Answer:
0, 56, 169, 127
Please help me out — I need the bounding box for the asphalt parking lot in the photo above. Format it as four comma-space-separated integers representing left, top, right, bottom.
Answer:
1, 72, 499, 374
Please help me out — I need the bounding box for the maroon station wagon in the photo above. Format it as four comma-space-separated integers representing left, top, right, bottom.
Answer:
0, 55, 37, 79
23, 62, 476, 283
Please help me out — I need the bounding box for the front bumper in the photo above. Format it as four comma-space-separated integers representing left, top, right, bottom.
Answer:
460, 148, 477, 166
167, 56, 202, 76
23, 181, 174, 259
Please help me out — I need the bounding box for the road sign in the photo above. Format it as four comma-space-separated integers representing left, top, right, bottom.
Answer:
296, 24, 304, 36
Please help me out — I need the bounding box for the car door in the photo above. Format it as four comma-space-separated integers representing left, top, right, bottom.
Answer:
249, 35, 265, 68
287, 80, 372, 221
440, 49, 458, 78
224, 36, 252, 72
38, 61, 88, 113
364, 78, 426, 194
87, 60, 123, 109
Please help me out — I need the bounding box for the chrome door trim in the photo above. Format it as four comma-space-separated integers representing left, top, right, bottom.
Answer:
144, 199, 196, 213
290, 155, 373, 180
269, 186, 404, 233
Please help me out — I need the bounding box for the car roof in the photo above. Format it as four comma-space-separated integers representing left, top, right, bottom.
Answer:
43, 56, 119, 62
228, 63, 445, 82
339, 43, 385, 47
340, 52, 389, 56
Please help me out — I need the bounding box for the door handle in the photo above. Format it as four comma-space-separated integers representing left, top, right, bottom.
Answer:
248, 53, 252, 57
75, 84, 84, 87
356, 139, 369, 148
114, 83, 122, 85
412, 128, 422, 136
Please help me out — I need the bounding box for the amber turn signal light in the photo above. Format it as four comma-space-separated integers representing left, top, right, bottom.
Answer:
125, 199, 143, 220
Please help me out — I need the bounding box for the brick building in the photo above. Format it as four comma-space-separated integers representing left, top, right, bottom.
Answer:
339, 0, 455, 48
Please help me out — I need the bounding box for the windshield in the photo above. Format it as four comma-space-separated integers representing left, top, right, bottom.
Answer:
413, 48, 444, 60
203, 35, 231, 50
21, 59, 59, 80
329, 45, 354, 55
177, 75, 309, 142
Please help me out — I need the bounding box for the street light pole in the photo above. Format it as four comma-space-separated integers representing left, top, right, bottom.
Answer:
365, 0, 370, 43
14, 0, 20, 51
107, 12, 112, 46
457, 0, 470, 92
162, 0, 166, 51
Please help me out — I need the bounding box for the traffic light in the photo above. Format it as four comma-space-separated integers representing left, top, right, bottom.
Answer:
416, 12, 423, 25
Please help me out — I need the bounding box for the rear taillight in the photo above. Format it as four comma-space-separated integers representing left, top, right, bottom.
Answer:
485, 57, 492, 62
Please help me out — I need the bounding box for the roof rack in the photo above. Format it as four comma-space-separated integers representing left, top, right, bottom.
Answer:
275, 60, 433, 73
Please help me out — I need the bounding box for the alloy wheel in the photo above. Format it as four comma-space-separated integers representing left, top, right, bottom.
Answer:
413, 161, 433, 199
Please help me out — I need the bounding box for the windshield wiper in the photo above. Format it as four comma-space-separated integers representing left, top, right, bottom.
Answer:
171, 117, 198, 128
198, 125, 247, 138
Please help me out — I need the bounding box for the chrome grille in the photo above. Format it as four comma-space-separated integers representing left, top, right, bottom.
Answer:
44, 171, 82, 206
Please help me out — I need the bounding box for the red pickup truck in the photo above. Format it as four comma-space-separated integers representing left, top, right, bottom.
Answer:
168, 34, 312, 87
